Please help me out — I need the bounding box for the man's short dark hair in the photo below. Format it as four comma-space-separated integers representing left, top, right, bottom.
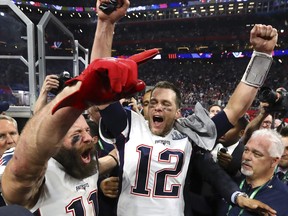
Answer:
280, 125, 288, 137
208, 104, 222, 112
238, 114, 250, 130
86, 120, 99, 137
152, 81, 182, 108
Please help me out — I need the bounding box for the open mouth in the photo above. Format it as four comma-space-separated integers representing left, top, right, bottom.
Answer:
152, 116, 164, 128
81, 148, 92, 164
153, 116, 164, 123
241, 162, 251, 169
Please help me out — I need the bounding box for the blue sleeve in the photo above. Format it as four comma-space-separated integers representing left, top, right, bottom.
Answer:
212, 111, 234, 139
99, 102, 129, 138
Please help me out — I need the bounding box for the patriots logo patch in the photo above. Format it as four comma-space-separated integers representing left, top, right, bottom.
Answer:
155, 140, 170, 146
76, 183, 89, 191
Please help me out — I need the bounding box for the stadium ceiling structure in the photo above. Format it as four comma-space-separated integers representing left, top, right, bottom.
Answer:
22, 0, 95, 7
18, 0, 168, 7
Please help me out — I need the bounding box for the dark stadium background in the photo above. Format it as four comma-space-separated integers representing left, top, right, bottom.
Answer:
1, 0, 288, 129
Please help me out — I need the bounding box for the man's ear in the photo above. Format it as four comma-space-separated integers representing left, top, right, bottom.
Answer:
93, 136, 99, 144
175, 108, 181, 119
239, 129, 245, 138
271, 157, 280, 168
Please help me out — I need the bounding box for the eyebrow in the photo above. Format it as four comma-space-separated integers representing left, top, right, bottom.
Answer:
69, 127, 83, 135
151, 98, 172, 104
252, 149, 264, 155
245, 146, 264, 155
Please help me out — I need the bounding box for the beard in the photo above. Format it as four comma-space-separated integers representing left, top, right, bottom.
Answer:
279, 158, 288, 170
241, 167, 253, 177
241, 159, 254, 177
53, 145, 98, 179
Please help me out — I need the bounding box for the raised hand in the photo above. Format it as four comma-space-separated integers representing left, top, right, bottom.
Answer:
34, 74, 60, 114
250, 24, 278, 55
51, 48, 159, 114
97, 0, 129, 24
52, 58, 144, 114
41, 74, 59, 94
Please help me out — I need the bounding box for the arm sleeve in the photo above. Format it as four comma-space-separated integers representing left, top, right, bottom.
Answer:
193, 149, 239, 202
212, 111, 234, 139
100, 102, 129, 138
225, 141, 244, 177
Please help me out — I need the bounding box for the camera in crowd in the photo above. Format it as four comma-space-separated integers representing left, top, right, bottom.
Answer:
49, 71, 71, 95
122, 100, 132, 110
219, 147, 228, 154
258, 86, 288, 117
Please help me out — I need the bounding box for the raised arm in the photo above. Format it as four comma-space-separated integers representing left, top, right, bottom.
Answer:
34, 74, 59, 114
90, 0, 129, 60
223, 24, 278, 125
1, 0, 135, 208
2, 84, 84, 208
242, 105, 270, 145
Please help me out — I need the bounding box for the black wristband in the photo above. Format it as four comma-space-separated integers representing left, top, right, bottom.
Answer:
108, 153, 119, 167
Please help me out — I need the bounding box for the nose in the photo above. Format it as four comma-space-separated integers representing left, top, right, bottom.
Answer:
242, 150, 252, 161
82, 130, 93, 143
154, 103, 164, 111
5, 134, 15, 145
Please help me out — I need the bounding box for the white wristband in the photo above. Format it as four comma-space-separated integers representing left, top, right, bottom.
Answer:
241, 51, 273, 88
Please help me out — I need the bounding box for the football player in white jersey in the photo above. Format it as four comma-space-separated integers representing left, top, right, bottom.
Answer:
96, 25, 279, 216
1, 0, 137, 215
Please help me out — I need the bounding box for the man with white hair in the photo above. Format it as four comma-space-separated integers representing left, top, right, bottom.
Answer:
220, 129, 288, 216
0, 115, 18, 157
0, 115, 19, 207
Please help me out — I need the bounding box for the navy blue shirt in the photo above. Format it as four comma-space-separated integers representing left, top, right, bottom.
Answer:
219, 176, 288, 216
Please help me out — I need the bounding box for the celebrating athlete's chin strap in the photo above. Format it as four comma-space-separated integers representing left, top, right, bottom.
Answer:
175, 102, 217, 151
